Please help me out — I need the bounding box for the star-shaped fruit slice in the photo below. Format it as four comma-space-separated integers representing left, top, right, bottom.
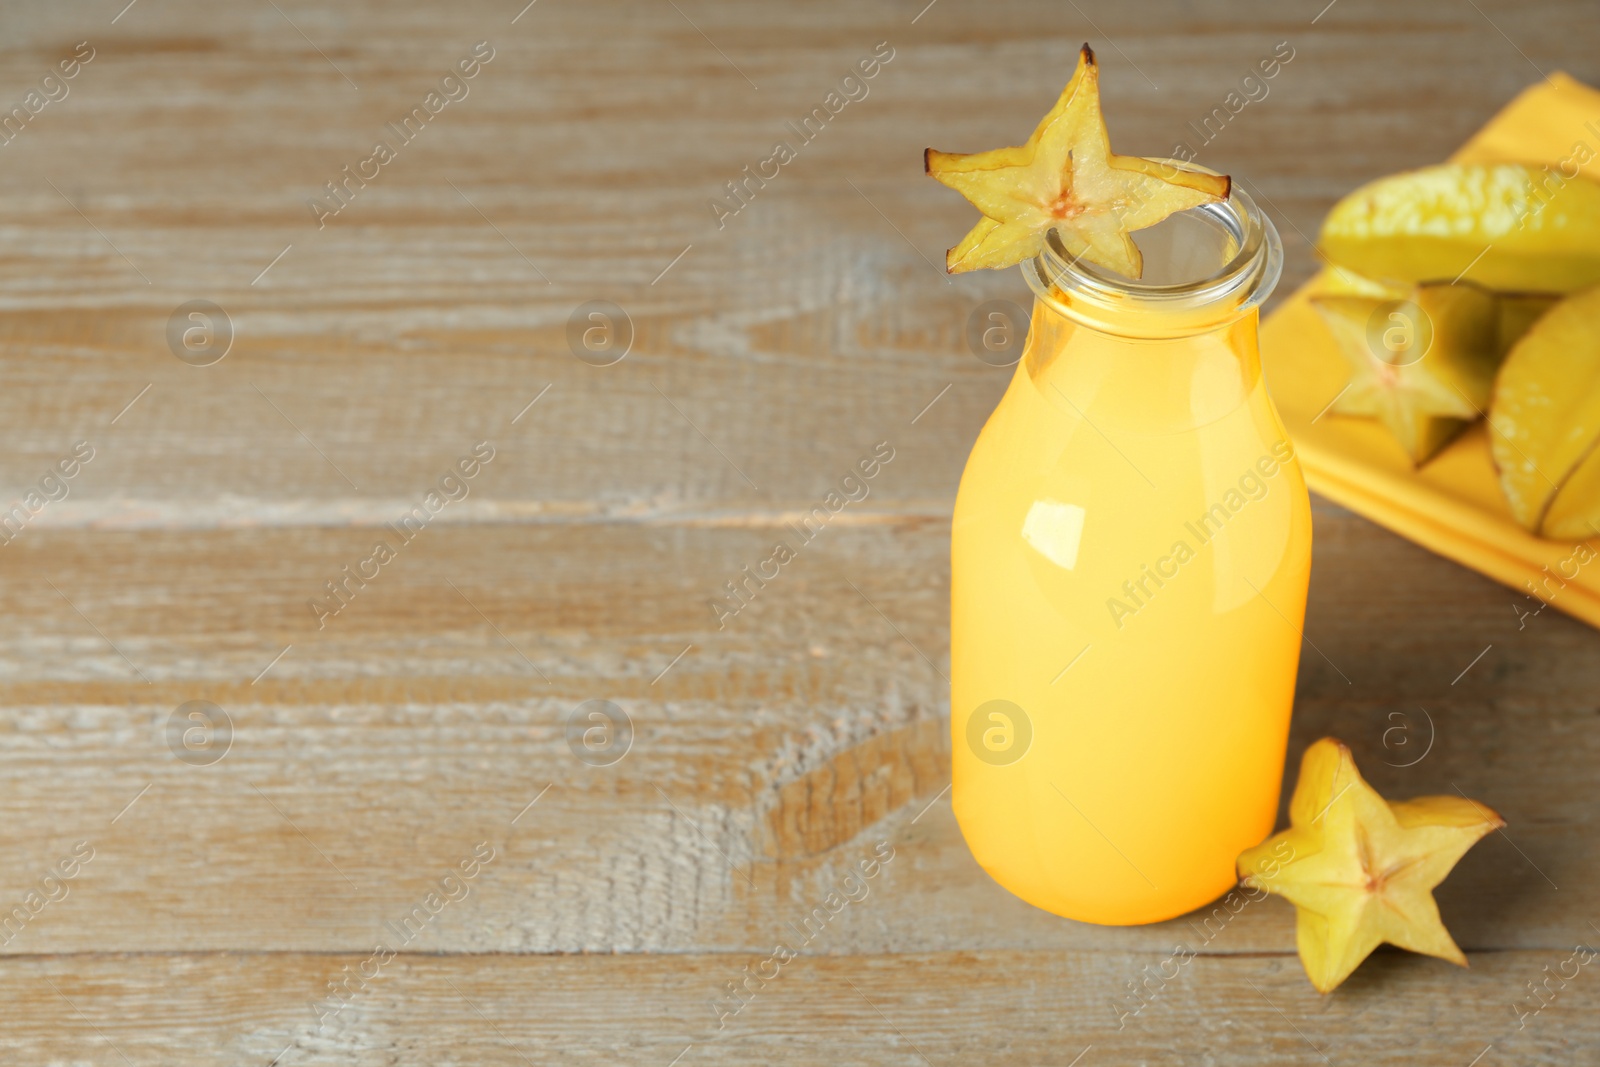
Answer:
1310, 280, 1502, 466
925, 45, 1231, 277
1237, 738, 1503, 994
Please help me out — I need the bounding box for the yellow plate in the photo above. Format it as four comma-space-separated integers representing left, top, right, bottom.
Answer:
1263, 72, 1600, 629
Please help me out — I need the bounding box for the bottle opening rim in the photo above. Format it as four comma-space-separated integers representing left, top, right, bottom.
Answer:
1025, 162, 1284, 337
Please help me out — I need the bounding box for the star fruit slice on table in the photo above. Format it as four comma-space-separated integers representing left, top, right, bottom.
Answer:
925, 44, 1231, 277
1237, 738, 1503, 994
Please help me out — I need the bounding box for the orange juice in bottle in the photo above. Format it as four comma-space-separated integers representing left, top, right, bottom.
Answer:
950, 187, 1312, 925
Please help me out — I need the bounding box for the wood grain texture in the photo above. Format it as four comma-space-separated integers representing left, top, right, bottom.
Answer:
3, 950, 1598, 1065
0, 0, 1596, 1062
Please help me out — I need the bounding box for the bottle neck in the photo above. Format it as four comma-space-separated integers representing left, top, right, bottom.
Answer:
1014, 176, 1281, 434
1021, 297, 1264, 436
1024, 174, 1282, 341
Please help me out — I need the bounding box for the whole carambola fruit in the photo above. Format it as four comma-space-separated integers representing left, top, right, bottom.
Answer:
1320, 163, 1600, 294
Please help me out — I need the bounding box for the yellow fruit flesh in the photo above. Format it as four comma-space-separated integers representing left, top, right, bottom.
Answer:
926, 45, 1230, 277
1312, 283, 1500, 465
1544, 446, 1600, 540
1238, 739, 1501, 994
1490, 285, 1600, 536
1320, 164, 1600, 293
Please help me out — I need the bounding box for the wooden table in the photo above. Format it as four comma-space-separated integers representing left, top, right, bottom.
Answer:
1, 0, 1596, 1062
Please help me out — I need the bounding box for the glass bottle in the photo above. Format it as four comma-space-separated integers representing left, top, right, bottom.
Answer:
950, 182, 1311, 925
